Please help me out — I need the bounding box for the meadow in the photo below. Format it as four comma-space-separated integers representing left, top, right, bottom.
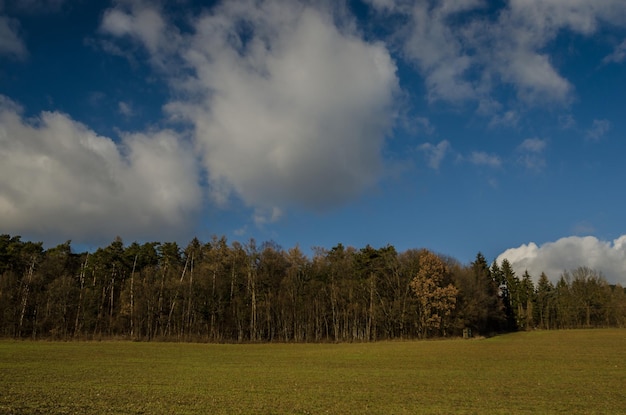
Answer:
1, 329, 625, 414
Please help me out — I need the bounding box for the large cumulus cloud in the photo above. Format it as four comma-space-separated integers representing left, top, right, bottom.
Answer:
0, 96, 202, 243
101, 0, 399, 221
0, 0, 399, 242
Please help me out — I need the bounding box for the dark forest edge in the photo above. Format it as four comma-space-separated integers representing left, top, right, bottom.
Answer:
1, 234, 625, 342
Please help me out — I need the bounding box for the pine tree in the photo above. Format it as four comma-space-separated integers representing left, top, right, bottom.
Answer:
498, 259, 517, 331
535, 272, 554, 329
471, 253, 505, 334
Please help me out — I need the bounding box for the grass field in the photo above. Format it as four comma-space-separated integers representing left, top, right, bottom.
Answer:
1, 330, 625, 414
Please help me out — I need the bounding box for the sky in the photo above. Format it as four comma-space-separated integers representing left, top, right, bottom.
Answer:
1, 0, 626, 284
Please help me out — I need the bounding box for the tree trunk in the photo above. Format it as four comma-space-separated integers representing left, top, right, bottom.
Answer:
74, 255, 87, 337
130, 255, 137, 338
156, 265, 167, 338
248, 267, 257, 342
186, 254, 194, 341
368, 273, 376, 341
166, 257, 188, 339
17, 258, 36, 338
109, 272, 115, 336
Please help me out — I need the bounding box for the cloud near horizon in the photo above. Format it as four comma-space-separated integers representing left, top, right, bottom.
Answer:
497, 235, 626, 285
0, 96, 202, 243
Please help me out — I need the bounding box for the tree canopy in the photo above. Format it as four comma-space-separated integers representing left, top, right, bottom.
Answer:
1, 234, 624, 341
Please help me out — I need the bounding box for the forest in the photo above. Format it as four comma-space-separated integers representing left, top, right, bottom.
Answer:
1, 233, 625, 342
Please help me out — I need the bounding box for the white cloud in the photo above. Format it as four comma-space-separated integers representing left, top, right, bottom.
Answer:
0, 15, 27, 59
418, 140, 450, 170
518, 138, 546, 153
400, 1, 480, 103
488, 110, 520, 128
366, 0, 398, 13
118, 101, 134, 117
253, 207, 283, 226
517, 138, 546, 171
233, 225, 247, 236
586, 119, 611, 140
559, 114, 576, 129
101, 0, 399, 217
413, 116, 434, 135
367, 0, 626, 110
603, 39, 626, 64
460, 3, 574, 105
473, 0, 626, 105
497, 235, 626, 285
0, 96, 202, 243
468, 151, 501, 168
99, 0, 181, 69
101, 3, 164, 53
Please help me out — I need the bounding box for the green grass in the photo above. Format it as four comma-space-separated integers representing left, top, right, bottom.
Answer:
1, 330, 625, 414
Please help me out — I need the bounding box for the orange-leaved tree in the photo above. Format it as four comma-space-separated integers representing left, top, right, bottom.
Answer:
409, 250, 458, 338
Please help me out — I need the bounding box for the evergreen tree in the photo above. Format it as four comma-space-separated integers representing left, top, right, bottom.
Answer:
498, 259, 518, 331
535, 272, 554, 329
472, 253, 505, 334
519, 271, 536, 330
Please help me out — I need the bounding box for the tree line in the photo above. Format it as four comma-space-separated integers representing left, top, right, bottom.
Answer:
1, 234, 625, 342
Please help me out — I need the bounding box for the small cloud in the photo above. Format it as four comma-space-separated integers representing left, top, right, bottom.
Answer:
414, 117, 435, 135
602, 39, 626, 65
417, 140, 450, 170
468, 151, 501, 168
488, 110, 519, 128
253, 207, 283, 226
118, 101, 134, 117
0, 15, 28, 59
233, 225, 247, 236
365, 0, 399, 12
516, 138, 546, 171
476, 97, 502, 117
558, 114, 576, 130
517, 155, 546, 172
586, 119, 611, 141
84, 37, 139, 68
517, 137, 546, 153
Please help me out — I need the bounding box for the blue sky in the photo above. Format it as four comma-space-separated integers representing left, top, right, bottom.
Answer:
1, 0, 626, 283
